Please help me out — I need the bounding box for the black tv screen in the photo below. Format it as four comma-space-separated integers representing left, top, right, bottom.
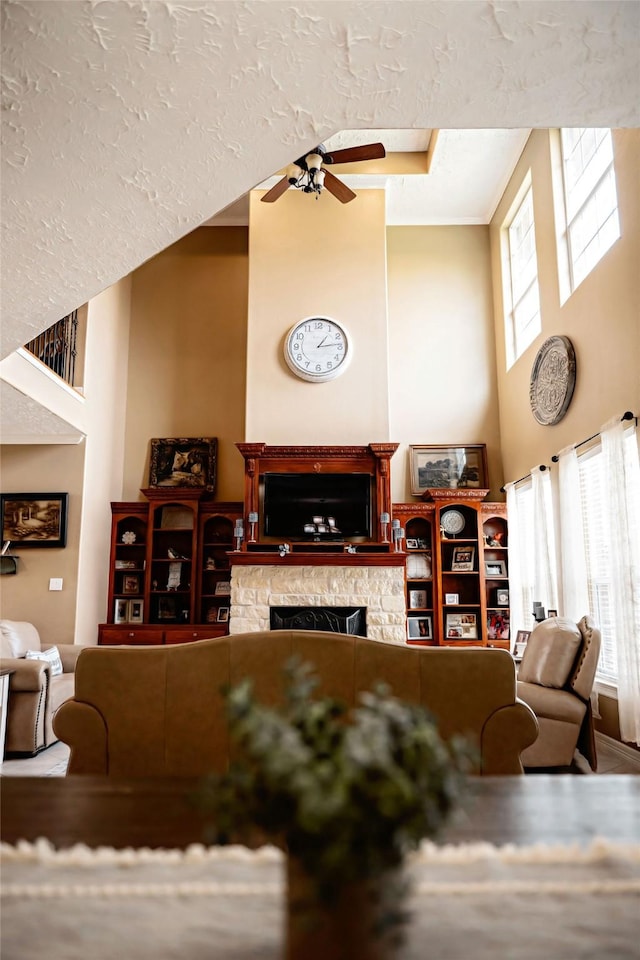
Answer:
263, 473, 372, 539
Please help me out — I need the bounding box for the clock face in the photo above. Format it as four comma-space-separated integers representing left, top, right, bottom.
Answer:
284, 316, 351, 382
441, 509, 466, 537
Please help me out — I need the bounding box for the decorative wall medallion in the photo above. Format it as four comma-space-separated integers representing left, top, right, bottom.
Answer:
529, 336, 577, 425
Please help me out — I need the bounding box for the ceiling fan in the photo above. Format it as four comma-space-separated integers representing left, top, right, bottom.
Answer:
260, 141, 386, 204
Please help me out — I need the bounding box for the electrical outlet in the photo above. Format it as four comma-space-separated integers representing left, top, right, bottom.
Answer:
49, 578, 63, 591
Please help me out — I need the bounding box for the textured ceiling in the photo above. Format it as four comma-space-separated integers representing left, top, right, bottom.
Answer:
2, 1, 638, 363
212, 127, 532, 227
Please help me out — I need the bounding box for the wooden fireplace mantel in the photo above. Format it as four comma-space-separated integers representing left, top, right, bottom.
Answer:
235, 442, 399, 546
228, 550, 406, 569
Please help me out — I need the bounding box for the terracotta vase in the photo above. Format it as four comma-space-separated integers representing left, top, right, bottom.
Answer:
284, 856, 405, 960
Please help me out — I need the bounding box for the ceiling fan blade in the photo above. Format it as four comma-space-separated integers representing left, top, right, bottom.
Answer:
323, 169, 357, 204
260, 176, 290, 203
323, 142, 386, 165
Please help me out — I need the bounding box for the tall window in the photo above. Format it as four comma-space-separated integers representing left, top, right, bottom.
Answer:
560, 128, 620, 292
504, 183, 541, 368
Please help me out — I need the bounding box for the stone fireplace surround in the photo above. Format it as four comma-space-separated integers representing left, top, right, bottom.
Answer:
229, 557, 406, 645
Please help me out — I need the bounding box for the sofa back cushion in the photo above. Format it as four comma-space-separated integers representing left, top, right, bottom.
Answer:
518, 618, 582, 688
25, 645, 64, 676
0, 620, 41, 658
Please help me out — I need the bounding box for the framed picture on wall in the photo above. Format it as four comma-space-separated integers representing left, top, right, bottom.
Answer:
445, 613, 477, 640
409, 445, 488, 496
148, 438, 218, 492
1, 492, 69, 548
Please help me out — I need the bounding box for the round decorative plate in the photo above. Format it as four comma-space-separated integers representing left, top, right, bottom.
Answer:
440, 509, 465, 537
529, 336, 576, 425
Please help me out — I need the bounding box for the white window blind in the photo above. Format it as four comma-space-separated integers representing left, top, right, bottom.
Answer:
505, 185, 541, 367
560, 128, 620, 291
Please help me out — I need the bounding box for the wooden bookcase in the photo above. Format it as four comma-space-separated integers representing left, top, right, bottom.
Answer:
393, 494, 509, 648
98, 492, 242, 645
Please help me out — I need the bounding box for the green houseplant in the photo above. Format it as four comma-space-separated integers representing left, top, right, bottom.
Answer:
200, 658, 472, 960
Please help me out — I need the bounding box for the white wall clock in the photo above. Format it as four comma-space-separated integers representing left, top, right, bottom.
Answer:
284, 316, 352, 382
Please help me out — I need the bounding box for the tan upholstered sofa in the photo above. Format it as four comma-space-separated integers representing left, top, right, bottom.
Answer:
54, 630, 539, 776
0, 620, 81, 756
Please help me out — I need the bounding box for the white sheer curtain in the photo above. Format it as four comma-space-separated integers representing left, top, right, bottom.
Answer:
601, 416, 640, 744
531, 465, 558, 616
557, 445, 589, 621
505, 481, 525, 642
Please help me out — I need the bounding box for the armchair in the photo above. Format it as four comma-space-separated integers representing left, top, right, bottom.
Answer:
516, 615, 601, 771
0, 620, 80, 757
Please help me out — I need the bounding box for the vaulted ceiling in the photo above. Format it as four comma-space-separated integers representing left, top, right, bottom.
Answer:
1, 1, 638, 360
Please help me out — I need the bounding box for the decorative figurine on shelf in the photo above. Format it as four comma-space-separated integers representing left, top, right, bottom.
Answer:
278, 543, 291, 558
167, 562, 182, 591
168, 547, 189, 560
122, 531, 136, 544
205, 557, 216, 571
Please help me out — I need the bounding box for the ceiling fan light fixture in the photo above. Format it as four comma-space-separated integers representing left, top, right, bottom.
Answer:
305, 152, 323, 172
314, 169, 325, 190
286, 163, 303, 184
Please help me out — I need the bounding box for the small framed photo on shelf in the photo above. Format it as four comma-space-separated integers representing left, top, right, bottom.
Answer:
128, 600, 144, 623
408, 589, 428, 609
445, 593, 459, 605
451, 546, 475, 571
513, 629, 531, 660
445, 613, 477, 640
214, 581, 231, 596
115, 559, 138, 571
407, 616, 432, 640
122, 574, 140, 594
484, 559, 507, 577
217, 606, 230, 623
405, 538, 419, 550
487, 611, 510, 641
547, 609, 558, 618
158, 596, 177, 620
114, 598, 129, 624
495, 587, 510, 607
206, 605, 218, 623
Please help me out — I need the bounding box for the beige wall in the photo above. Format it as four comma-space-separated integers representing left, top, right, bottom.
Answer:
491, 129, 640, 485
387, 226, 503, 502
0, 443, 85, 647
245, 189, 389, 444
75, 277, 133, 642
122, 228, 249, 501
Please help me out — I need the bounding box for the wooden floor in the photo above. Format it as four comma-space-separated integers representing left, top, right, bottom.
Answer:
2, 733, 640, 778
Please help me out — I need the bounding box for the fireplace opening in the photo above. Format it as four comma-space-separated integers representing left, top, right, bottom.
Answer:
270, 606, 367, 637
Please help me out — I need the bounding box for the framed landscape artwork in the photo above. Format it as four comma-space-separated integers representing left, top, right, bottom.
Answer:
148, 438, 218, 492
409, 444, 487, 497
1, 493, 68, 548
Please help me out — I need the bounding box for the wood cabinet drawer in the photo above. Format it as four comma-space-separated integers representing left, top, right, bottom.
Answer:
166, 627, 227, 644
99, 626, 161, 646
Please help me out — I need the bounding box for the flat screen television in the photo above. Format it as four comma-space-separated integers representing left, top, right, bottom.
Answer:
263, 472, 372, 539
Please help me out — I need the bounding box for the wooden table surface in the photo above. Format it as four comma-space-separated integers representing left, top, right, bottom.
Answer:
2, 775, 639, 850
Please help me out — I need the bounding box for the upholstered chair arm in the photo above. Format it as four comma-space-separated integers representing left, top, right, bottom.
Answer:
53, 701, 108, 775
56, 644, 83, 673
0, 657, 49, 692
481, 700, 540, 775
